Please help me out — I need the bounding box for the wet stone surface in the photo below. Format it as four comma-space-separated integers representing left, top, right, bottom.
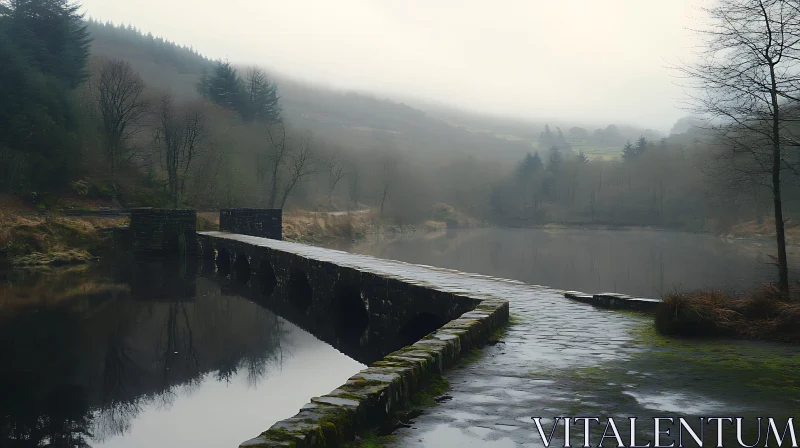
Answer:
385, 286, 800, 447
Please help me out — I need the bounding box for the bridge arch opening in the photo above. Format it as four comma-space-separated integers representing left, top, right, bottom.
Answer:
398, 312, 447, 346
201, 240, 215, 260
330, 284, 369, 343
255, 260, 277, 297
233, 254, 251, 284
288, 269, 312, 310
216, 248, 231, 276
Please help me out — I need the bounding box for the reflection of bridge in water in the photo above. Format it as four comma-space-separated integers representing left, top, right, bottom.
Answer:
0, 258, 358, 448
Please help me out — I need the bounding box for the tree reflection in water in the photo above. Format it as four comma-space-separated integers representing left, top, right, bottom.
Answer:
0, 260, 290, 447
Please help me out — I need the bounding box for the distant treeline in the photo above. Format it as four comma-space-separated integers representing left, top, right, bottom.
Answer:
2, 5, 795, 238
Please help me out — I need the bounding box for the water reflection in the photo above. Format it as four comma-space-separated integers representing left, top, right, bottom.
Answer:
329, 228, 800, 296
0, 260, 365, 448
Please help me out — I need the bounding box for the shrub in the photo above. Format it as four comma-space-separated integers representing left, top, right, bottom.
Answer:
655, 291, 741, 337
655, 284, 800, 342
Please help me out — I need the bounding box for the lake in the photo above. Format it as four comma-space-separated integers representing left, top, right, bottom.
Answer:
327, 227, 800, 297
0, 261, 365, 448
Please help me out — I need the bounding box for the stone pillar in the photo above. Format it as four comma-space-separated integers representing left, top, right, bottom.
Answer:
130, 208, 197, 256
219, 208, 282, 240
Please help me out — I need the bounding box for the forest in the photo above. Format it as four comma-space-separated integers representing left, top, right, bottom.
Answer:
2, 1, 800, 248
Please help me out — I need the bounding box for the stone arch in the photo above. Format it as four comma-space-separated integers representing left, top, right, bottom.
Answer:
233, 254, 251, 284
398, 312, 446, 346
287, 269, 312, 310
255, 259, 278, 297
201, 240, 215, 260
216, 248, 231, 276
330, 284, 369, 343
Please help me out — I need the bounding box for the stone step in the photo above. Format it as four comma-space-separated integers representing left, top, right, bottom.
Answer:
562, 291, 662, 312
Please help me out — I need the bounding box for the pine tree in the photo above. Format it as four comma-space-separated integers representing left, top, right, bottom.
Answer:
547, 146, 562, 172
622, 140, 637, 161
515, 152, 543, 181
0, 0, 90, 191
635, 136, 648, 156
241, 66, 281, 123
207, 60, 242, 110
6, 0, 91, 88
538, 124, 554, 149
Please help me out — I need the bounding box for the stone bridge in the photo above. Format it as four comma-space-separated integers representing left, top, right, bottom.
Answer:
196, 231, 483, 364
123, 208, 508, 446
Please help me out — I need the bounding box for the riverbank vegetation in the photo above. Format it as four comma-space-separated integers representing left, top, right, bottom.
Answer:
0, 209, 125, 268
655, 286, 800, 342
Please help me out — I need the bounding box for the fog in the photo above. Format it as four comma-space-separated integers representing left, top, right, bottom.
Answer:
79, 0, 705, 132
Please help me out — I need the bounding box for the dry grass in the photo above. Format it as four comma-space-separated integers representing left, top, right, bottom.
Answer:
719, 217, 800, 245
655, 284, 800, 342
0, 210, 126, 267
282, 210, 377, 243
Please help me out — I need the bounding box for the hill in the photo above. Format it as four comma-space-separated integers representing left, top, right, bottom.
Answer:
86, 21, 533, 164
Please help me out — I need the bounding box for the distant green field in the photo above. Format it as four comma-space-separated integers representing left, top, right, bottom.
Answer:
527, 142, 622, 160
570, 143, 623, 160
481, 130, 624, 161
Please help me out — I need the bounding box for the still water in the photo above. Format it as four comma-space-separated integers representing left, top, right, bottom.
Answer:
0, 261, 364, 448
328, 227, 800, 296
2, 228, 797, 447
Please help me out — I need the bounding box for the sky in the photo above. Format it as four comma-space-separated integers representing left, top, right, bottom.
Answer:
79, 0, 707, 133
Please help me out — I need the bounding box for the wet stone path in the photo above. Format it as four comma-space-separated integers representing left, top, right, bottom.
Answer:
385, 284, 799, 447
387, 286, 648, 447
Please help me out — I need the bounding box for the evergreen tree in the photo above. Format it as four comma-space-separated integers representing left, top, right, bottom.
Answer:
196, 67, 211, 98
5, 0, 90, 88
515, 152, 543, 181
0, 0, 89, 191
547, 146, 562, 172
531, 151, 543, 171
539, 124, 554, 149
635, 136, 648, 156
198, 61, 282, 123
622, 140, 637, 161
241, 67, 281, 123
206, 60, 242, 110
556, 126, 568, 148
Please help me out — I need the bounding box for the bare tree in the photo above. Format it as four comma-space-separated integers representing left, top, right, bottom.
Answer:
153, 94, 207, 207
678, 0, 800, 293
349, 166, 361, 210
279, 131, 314, 209
257, 122, 292, 208
94, 58, 148, 178
379, 157, 396, 218
325, 151, 347, 208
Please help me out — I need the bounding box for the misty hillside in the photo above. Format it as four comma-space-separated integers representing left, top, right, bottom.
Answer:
87, 21, 534, 163
87, 21, 672, 164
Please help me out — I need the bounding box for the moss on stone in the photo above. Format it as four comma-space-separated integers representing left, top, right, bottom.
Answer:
458, 348, 482, 366
343, 378, 389, 389
342, 430, 396, 448
260, 427, 301, 446
332, 392, 367, 402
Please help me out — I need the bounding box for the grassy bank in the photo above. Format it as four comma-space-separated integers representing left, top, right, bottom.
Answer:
199, 207, 472, 245
654, 285, 800, 342
0, 210, 126, 268
712, 217, 800, 245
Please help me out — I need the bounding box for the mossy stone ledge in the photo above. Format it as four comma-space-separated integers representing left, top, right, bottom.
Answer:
239, 297, 509, 448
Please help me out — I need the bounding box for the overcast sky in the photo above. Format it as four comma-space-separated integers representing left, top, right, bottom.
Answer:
80, 0, 706, 132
